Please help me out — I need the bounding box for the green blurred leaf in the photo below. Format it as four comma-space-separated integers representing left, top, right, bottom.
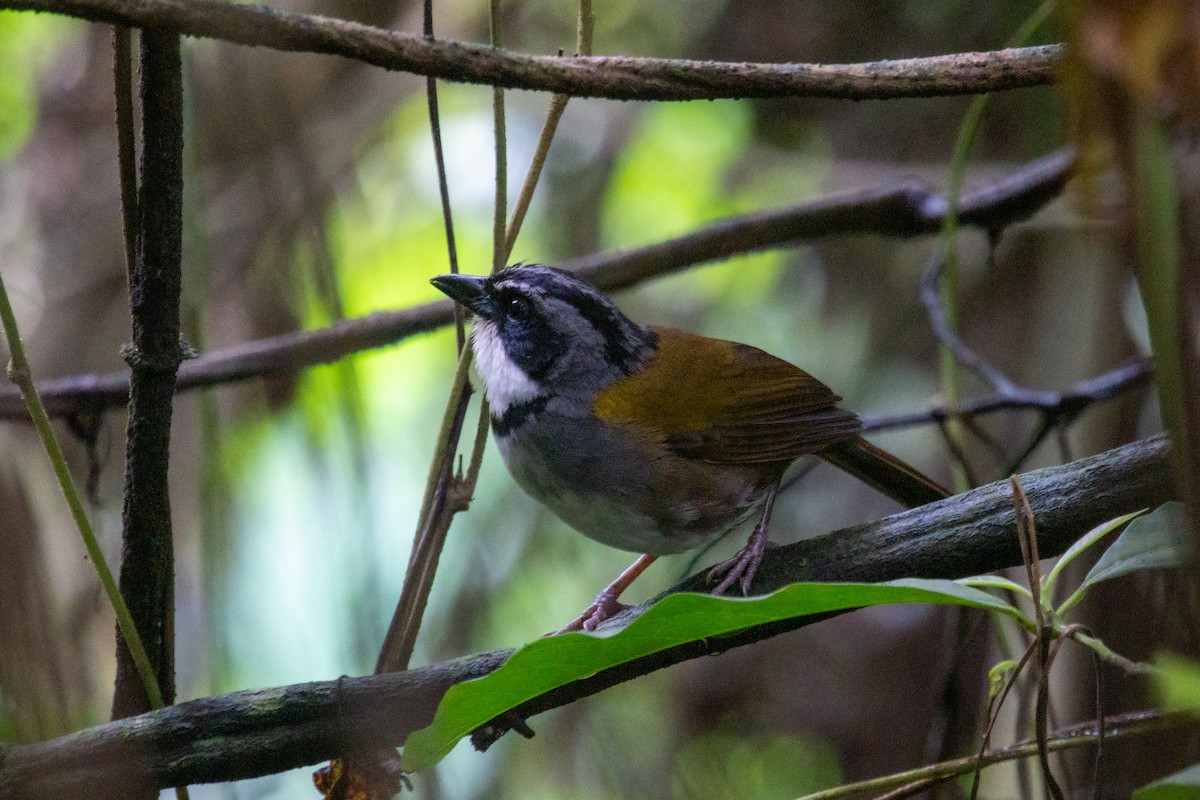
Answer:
671, 731, 841, 800
988, 659, 1017, 699
1079, 502, 1191, 589
1133, 764, 1200, 800
602, 100, 753, 249
402, 578, 1019, 772
0, 13, 73, 159
1155, 652, 1200, 714
1129, 112, 1198, 532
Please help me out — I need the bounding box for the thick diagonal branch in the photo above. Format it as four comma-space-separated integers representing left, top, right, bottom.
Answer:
0, 435, 1172, 798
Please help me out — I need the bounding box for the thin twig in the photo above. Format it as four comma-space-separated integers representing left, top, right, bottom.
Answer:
923, 254, 1027, 397
505, 94, 567, 256
884, 622, 1123, 800
935, 0, 1055, 491
489, 1, 506, 274
967, 639, 1039, 800
916, 254, 1152, 474
805, 710, 1183, 800
371, 0, 594, 676
1084, 631, 1105, 800
419, 0, 464, 352
1012, 476, 1065, 800
374, 350, 474, 673
112, 26, 138, 284
370, 0, 469, 675
1044, 624, 1090, 798
862, 359, 1152, 433
0, 0, 1062, 101
0, 234, 165, 717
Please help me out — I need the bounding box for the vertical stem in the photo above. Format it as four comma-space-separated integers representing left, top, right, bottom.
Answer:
113, 26, 138, 285
1128, 108, 1200, 579
504, 97, 566, 256
938, 0, 1054, 491
111, 30, 184, 722
490, 0, 506, 274
422, 0, 464, 351
576, 0, 593, 56
374, 351, 474, 674
375, 0, 594, 676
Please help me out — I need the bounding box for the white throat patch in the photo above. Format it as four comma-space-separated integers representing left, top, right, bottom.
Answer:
471, 320, 541, 416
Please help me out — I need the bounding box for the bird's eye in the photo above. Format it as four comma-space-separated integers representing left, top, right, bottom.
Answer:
506, 295, 530, 321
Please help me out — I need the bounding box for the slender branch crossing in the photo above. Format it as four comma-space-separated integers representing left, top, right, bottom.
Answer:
0, 150, 1075, 421
3, 0, 1060, 100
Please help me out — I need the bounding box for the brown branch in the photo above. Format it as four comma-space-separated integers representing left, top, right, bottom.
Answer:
110, 30, 184, 722
5, 0, 1060, 100
0, 148, 1075, 422
0, 435, 1173, 797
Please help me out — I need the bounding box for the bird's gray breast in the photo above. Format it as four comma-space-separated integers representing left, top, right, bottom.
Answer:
494, 402, 717, 554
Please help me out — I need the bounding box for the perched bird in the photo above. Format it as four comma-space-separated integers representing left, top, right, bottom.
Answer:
431, 264, 948, 631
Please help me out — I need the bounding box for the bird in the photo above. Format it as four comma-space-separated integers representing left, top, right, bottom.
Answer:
431, 264, 948, 631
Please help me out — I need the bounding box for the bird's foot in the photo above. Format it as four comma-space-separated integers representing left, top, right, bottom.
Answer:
556, 589, 630, 634
708, 526, 776, 597
553, 553, 657, 634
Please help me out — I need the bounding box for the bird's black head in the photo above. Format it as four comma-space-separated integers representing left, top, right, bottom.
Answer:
431, 264, 656, 409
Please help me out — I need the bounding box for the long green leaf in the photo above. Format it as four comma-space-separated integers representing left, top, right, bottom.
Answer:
402, 579, 1019, 771
1054, 501, 1194, 621
1043, 509, 1145, 598
1132, 764, 1200, 800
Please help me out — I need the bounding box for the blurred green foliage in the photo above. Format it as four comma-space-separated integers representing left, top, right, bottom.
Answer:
0, 13, 72, 158
671, 730, 841, 800
1156, 652, 1200, 714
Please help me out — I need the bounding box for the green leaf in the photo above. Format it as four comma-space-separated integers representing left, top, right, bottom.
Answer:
988, 659, 1017, 699
401, 579, 1020, 772
1042, 509, 1145, 598
1155, 653, 1200, 714
959, 574, 1035, 602
1057, 502, 1193, 618
1132, 764, 1200, 800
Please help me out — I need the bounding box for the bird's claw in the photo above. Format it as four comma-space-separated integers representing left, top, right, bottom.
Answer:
554, 593, 630, 634
708, 526, 774, 597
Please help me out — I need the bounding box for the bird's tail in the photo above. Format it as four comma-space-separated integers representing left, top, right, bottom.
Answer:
820, 436, 950, 508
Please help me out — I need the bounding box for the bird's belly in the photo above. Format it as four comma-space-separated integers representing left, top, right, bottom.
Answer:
496, 416, 769, 555
535, 488, 707, 554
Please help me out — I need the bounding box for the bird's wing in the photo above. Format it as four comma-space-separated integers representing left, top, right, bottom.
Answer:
592, 327, 862, 465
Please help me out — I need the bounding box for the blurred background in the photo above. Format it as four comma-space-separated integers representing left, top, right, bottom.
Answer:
0, 0, 1192, 798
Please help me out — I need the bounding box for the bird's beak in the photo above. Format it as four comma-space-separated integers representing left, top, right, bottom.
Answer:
430, 273, 493, 318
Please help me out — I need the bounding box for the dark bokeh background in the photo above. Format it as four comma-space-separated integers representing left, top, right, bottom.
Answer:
0, 1, 1193, 798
